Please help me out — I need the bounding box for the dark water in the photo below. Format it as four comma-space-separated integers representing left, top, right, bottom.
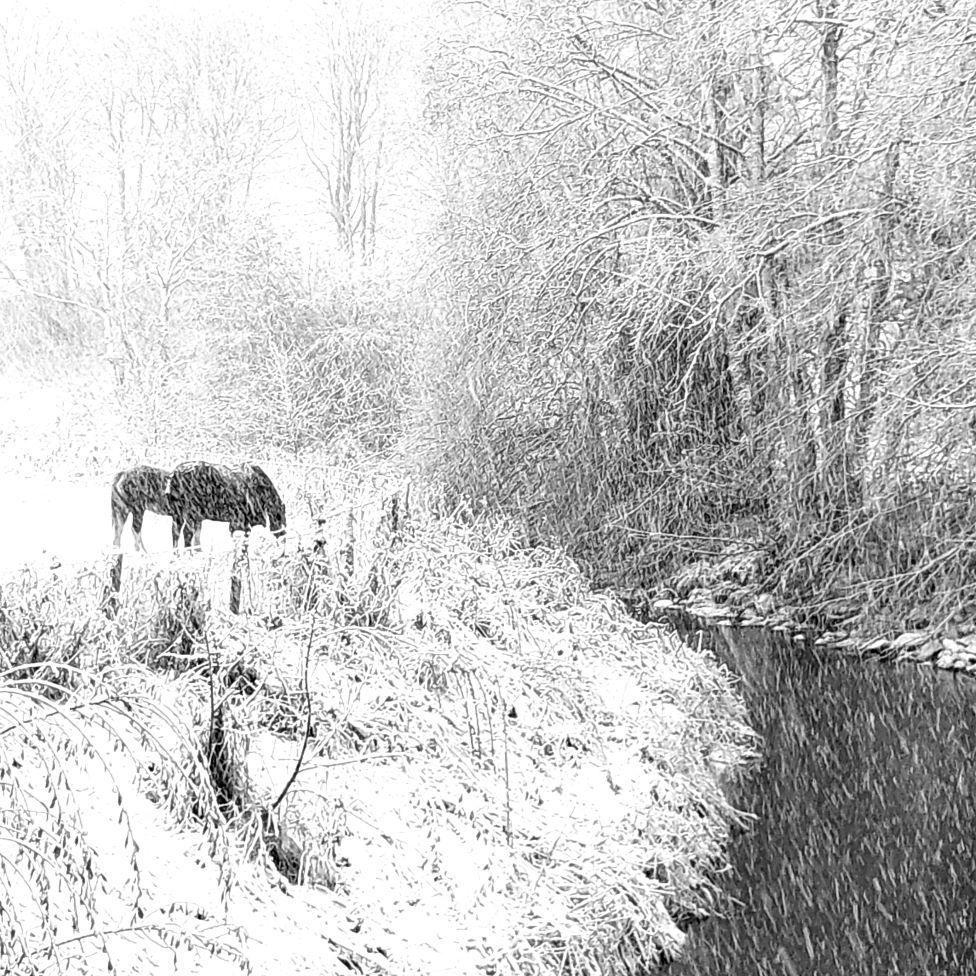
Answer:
667, 617, 976, 976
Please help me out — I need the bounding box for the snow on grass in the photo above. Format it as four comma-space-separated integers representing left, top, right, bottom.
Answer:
0, 482, 758, 975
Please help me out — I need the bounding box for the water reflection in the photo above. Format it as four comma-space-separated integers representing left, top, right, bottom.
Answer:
668, 618, 976, 976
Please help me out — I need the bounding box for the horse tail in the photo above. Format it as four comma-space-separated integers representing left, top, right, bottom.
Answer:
110, 471, 130, 546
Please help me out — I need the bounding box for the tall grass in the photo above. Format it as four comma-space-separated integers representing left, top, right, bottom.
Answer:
0, 482, 756, 975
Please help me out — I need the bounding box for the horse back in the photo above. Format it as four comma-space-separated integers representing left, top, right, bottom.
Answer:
167, 460, 285, 534
167, 461, 236, 517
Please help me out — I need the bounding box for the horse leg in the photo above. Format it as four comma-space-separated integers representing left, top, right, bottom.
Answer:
172, 517, 184, 550
131, 509, 147, 553
112, 505, 127, 551
190, 522, 202, 548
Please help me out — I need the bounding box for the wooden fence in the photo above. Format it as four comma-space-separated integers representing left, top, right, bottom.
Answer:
104, 481, 412, 619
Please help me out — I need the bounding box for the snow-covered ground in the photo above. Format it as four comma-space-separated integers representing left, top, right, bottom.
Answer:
0, 474, 237, 575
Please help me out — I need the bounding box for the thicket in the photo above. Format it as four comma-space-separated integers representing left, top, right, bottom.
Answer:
416, 0, 976, 632
6, 1, 975, 632
0, 483, 756, 975
0, 2, 420, 476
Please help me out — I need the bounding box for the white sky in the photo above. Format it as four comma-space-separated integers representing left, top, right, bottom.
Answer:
30, 0, 429, 38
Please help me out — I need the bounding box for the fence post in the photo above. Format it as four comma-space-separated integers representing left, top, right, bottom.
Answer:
230, 531, 248, 615
104, 553, 123, 617
110, 553, 123, 592
385, 480, 411, 547
342, 507, 356, 581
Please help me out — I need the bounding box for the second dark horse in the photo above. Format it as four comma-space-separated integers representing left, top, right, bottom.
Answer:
165, 461, 286, 549
111, 465, 173, 553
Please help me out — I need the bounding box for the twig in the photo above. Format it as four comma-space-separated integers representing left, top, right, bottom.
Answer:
497, 678, 512, 846
314, 751, 410, 769
271, 619, 315, 811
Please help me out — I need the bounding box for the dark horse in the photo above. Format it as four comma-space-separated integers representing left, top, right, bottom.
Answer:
110, 465, 173, 552
165, 461, 286, 549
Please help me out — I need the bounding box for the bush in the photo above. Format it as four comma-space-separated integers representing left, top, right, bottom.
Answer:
1, 493, 757, 975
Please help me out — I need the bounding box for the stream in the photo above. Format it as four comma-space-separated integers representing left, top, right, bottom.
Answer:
664, 615, 976, 975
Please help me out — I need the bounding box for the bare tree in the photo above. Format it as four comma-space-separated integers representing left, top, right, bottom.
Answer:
422, 0, 976, 625
0, 15, 92, 344
301, 1, 391, 262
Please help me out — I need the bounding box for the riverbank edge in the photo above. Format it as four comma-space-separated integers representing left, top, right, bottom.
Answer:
618, 549, 976, 679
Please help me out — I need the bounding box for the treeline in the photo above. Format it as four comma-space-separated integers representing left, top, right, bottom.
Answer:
4, 1, 976, 627
0, 1, 421, 465
417, 0, 976, 628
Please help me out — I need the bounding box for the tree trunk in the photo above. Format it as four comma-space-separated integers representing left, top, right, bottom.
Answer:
817, 2, 849, 521
854, 138, 901, 499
